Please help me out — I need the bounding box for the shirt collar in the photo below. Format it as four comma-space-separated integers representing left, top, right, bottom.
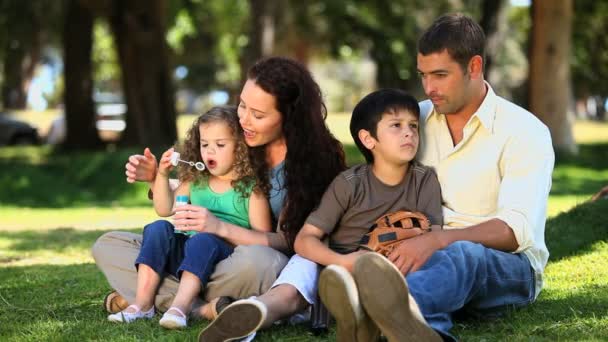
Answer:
424, 81, 497, 133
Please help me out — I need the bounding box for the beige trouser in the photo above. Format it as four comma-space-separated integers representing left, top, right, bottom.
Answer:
91, 231, 289, 312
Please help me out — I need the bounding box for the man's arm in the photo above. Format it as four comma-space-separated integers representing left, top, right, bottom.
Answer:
435, 218, 517, 251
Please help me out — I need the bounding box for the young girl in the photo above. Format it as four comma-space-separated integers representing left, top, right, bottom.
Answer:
108, 105, 272, 329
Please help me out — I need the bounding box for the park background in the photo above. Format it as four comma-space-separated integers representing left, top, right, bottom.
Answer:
1, 0, 607, 341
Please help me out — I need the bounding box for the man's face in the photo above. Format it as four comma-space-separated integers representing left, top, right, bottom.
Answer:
417, 49, 472, 115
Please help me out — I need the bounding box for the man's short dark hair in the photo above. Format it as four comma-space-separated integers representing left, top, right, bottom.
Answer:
350, 89, 420, 163
418, 13, 486, 72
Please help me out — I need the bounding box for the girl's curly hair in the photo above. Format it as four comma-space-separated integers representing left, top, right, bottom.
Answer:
177, 105, 269, 197
248, 57, 346, 248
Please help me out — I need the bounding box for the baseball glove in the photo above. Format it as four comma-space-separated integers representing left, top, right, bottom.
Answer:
359, 210, 431, 257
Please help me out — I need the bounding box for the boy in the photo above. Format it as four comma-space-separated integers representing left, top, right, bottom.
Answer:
294, 88, 444, 342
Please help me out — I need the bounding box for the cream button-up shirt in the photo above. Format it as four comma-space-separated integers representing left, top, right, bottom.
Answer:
418, 84, 555, 299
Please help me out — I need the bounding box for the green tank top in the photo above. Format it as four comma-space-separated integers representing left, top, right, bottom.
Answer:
180, 180, 253, 236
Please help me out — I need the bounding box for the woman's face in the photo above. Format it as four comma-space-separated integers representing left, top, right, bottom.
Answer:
237, 80, 284, 147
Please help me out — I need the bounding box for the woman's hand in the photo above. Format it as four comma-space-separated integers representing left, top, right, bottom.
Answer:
125, 147, 158, 184
172, 204, 222, 235
157, 147, 175, 178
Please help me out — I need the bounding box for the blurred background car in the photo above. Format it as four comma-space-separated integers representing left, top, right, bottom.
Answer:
0, 113, 40, 146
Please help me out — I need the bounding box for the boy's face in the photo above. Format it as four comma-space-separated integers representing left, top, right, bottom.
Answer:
368, 110, 419, 166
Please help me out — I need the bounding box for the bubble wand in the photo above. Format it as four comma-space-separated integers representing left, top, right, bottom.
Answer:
170, 152, 205, 171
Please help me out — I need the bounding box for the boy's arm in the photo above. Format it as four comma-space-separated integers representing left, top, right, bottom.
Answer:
248, 190, 273, 232
295, 224, 365, 272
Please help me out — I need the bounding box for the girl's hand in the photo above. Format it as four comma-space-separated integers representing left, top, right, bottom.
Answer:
172, 204, 222, 234
125, 147, 158, 184
157, 148, 175, 178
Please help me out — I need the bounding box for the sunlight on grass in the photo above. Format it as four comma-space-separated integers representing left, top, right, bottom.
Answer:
1, 207, 158, 231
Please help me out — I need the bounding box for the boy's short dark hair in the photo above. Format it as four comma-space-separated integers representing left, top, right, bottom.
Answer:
418, 13, 486, 72
350, 89, 420, 163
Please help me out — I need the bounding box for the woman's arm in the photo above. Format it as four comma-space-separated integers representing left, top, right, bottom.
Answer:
172, 204, 289, 253
248, 190, 273, 232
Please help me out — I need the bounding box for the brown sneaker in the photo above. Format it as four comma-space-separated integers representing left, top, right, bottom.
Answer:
198, 298, 266, 342
353, 253, 442, 342
103, 291, 129, 314
199, 296, 235, 321
319, 265, 380, 342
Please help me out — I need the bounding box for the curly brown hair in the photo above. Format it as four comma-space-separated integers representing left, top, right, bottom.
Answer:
177, 105, 269, 197
248, 57, 346, 248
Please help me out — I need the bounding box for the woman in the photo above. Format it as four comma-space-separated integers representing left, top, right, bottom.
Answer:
92, 57, 346, 338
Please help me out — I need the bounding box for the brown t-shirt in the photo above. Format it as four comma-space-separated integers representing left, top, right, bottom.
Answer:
306, 161, 443, 254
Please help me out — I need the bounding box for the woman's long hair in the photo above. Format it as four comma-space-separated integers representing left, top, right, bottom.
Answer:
178, 105, 269, 197
248, 57, 346, 248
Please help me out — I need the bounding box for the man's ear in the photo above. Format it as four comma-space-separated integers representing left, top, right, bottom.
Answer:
468, 55, 483, 79
358, 129, 376, 150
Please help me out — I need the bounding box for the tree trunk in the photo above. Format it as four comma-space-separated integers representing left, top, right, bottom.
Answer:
109, 0, 176, 148
239, 0, 278, 87
1, 14, 42, 109
62, 0, 103, 149
528, 0, 576, 155
480, 0, 508, 77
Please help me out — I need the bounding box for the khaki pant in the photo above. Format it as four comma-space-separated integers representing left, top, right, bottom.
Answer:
91, 231, 289, 312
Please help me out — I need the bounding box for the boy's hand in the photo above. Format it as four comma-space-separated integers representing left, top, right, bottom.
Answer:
339, 250, 369, 273
125, 147, 158, 184
157, 148, 175, 178
387, 231, 443, 275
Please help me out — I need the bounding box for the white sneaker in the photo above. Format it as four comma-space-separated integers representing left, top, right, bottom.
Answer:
107, 304, 155, 323
159, 307, 188, 329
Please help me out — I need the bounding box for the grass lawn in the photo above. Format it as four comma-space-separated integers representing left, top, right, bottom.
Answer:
1, 119, 607, 341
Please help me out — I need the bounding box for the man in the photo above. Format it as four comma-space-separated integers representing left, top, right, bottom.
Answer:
320, 13, 554, 341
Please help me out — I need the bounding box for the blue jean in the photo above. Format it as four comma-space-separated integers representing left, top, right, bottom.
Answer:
135, 220, 234, 286
406, 241, 535, 341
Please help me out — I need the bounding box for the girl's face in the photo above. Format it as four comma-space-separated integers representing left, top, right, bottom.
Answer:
199, 121, 237, 179
237, 80, 284, 147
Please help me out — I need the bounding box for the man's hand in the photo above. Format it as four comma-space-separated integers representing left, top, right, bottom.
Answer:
125, 147, 158, 184
387, 231, 444, 275
172, 204, 222, 235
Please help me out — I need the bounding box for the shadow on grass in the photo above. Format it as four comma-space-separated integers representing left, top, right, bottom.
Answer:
0, 146, 167, 208
453, 283, 608, 341
0, 144, 367, 208
545, 198, 608, 262
551, 143, 608, 196
0, 228, 140, 256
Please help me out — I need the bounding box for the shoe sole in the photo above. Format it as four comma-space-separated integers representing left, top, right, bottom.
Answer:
353, 253, 441, 342
159, 318, 186, 329
319, 265, 361, 342
198, 299, 266, 342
